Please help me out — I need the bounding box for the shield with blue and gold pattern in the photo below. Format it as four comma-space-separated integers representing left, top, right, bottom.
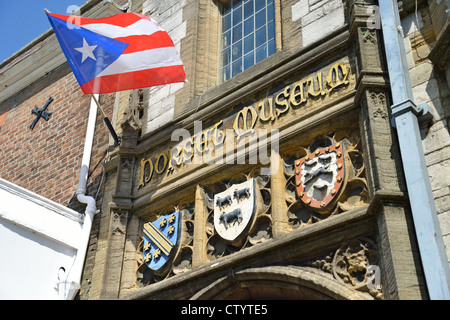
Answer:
142, 211, 181, 276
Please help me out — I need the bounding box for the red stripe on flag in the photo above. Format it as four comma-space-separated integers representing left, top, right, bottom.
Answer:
117, 31, 176, 54
80, 65, 186, 94
47, 12, 150, 28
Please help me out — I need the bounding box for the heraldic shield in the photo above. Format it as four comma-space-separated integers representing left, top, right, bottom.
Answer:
295, 141, 346, 213
142, 211, 181, 276
214, 179, 256, 245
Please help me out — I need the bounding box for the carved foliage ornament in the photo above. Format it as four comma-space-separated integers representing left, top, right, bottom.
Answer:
307, 238, 384, 300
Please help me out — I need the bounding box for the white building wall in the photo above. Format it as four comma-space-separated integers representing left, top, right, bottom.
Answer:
0, 178, 83, 299
0, 220, 76, 299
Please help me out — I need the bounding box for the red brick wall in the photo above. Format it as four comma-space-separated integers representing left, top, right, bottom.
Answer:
0, 62, 113, 209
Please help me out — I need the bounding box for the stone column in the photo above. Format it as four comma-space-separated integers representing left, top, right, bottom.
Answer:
270, 151, 290, 239
99, 120, 139, 298
119, 213, 141, 297
348, 0, 427, 299
100, 208, 129, 299
193, 185, 208, 267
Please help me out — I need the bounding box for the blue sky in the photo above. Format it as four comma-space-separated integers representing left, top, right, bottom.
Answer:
0, 0, 88, 62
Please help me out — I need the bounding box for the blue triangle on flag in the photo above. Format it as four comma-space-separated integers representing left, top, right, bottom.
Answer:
46, 14, 128, 86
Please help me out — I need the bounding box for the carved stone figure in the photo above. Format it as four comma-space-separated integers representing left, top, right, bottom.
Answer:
219, 208, 243, 229
216, 195, 232, 209
233, 187, 251, 201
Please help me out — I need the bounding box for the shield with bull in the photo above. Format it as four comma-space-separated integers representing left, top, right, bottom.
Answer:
214, 179, 256, 245
295, 141, 346, 214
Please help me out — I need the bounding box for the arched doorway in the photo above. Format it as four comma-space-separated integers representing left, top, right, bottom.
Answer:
191, 266, 373, 300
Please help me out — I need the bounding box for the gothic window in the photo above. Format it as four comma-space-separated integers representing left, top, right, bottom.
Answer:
220, 0, 276, 82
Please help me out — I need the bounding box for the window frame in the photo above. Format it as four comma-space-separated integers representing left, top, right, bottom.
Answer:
219, 0, 278, 83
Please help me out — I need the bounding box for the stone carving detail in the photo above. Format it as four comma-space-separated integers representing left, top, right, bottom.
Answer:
123, 89, 145, 135
205, 168, 272, 261
136, 202, 194, 287
361, 28, 377, 44
368, 91, 388, 120
307, 237, 384, 300
284, 133, 368, 228
117, 159, 133, 196
110, 209, 129, 233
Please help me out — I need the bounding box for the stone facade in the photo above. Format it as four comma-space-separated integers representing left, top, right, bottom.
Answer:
80, 0, 447, 300
1, 0, 449, 300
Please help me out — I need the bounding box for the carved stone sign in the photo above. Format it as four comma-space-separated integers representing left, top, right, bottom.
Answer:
214, 179, 256, 244
142, 211, 181, 276
295, 142, 345, 213
137, 62, 351, 190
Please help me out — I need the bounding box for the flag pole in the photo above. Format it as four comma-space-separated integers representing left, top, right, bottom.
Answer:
90, 94, 121, 147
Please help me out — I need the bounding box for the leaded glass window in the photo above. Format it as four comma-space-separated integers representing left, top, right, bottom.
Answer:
220, 0, 276, 82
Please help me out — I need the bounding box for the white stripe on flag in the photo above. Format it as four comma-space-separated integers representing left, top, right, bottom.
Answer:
97, 46, 183, 77
81, 18, 162, 39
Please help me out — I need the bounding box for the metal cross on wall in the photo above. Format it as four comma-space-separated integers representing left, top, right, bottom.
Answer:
30, 96, 53, 130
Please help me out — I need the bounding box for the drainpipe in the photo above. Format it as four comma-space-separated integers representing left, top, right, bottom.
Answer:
378, 0, 450, 299
57, 94, 100, 299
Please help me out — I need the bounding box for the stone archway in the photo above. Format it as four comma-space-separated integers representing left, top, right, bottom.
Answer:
191, 266, 373, 300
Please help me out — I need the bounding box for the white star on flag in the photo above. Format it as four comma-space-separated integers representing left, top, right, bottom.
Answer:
74, 38, 97, 63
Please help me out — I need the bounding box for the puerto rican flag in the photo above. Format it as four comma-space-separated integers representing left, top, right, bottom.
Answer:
46, 11, 186, 94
